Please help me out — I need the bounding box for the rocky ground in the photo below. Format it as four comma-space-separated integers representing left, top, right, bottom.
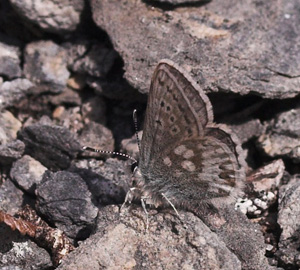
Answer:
0, 0, 299, 269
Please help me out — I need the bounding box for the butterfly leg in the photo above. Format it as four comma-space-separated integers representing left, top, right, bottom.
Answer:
141, 196, 149, 231
120, 187, 136, 212
161, 193, 187, 229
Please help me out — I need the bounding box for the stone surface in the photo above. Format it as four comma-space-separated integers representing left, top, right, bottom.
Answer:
65, 39, 117, 78
258, 107, 300, 162
10, 155, 47, 194
9, 0, 84, 34
0, 224, 52, 270
79, 121, 114, 158
91, 0, 300, 98
18, 124, 81, 170
24, 40, 70, 93
0, 140, 25, 164
0, 179, 27, 215
276, 175, 300, 267
0, 41, 22, 79
58, 205, 242, 270
36, 171, 98, 240
0, 78, 34, 110
73, 158, 130, 206
229, 119, 264, 144
0, 110, 22, 145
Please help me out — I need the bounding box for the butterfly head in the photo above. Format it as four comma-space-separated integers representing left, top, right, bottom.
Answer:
130, 162, 145, 189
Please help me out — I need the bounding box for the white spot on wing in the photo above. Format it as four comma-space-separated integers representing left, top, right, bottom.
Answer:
181, 160, 196, 172
183, 149, 194, 159
163, 157, 172, 167
174, 145, 187, 155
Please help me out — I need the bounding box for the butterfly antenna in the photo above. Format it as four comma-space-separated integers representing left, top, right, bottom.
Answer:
82, 146, 137, 163
133, 109, 141, 154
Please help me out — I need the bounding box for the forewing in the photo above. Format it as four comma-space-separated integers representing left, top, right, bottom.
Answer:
140, 60, 213, 171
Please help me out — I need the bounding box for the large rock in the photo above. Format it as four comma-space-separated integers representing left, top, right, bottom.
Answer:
9, 0, 84, 34
91, 0, 300, 98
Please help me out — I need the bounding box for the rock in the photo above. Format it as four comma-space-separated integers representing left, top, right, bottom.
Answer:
24, 41, 70, 93
247, 159, 285, 193
9, 0, 84, 34
79, 121, 114, 158
258, 107, 300, 162
229, 119, 264, 144
18, 124, 81, 170
65, 39, 117, 77
0, 140, 25, 164
0, 78, 34, 110
36, 171, 98, 240
10, 155, 47, 194
276, 175, 300, 267
57, 205, 242, 270
72, 158, 130, 206
201, 205, 276, 270
0, 110, 22, 145
91, 0, 300, 98
0, 41, 22, 79
0, 224, 52, 270
0, 179, 27, 215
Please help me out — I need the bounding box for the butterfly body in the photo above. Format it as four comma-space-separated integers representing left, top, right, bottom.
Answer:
133, 60, 246, 214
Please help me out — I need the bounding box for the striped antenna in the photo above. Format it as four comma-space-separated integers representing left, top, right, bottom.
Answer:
82, 146, 137, 163
133, 109, 141, 154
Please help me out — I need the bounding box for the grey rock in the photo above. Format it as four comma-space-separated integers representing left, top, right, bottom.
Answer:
9, 0, 84, 34
73, 158, 130, 206
258, 107, 300, 162
36, 170, 98, 239
0, 78, 34, 110
91, 0, 300, 98
65, 39, 117, 77
0, 179, 26, 215
201, 205, 275, 270
229, 119, 264, 144
0, 42, 22, 79
276, 175, 300, 267
57, 205, 242, 270
0, 223, 52, 270
24, 41, 70, 93
79, 121, 114, 158
0, 110, 22, 145
10, 155, 47, 194
247, 159, 285, 193
0, 140, 25, 164
18, 124, 81, 170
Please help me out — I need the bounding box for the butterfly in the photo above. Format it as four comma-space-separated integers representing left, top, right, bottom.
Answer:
83, 59, 246, 221
126, 59, 246, 219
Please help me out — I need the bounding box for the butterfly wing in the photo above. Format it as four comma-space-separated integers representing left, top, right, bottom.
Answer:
140, 59, 213, 171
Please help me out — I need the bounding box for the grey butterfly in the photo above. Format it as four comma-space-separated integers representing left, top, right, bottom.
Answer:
128, 59, 246, 217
